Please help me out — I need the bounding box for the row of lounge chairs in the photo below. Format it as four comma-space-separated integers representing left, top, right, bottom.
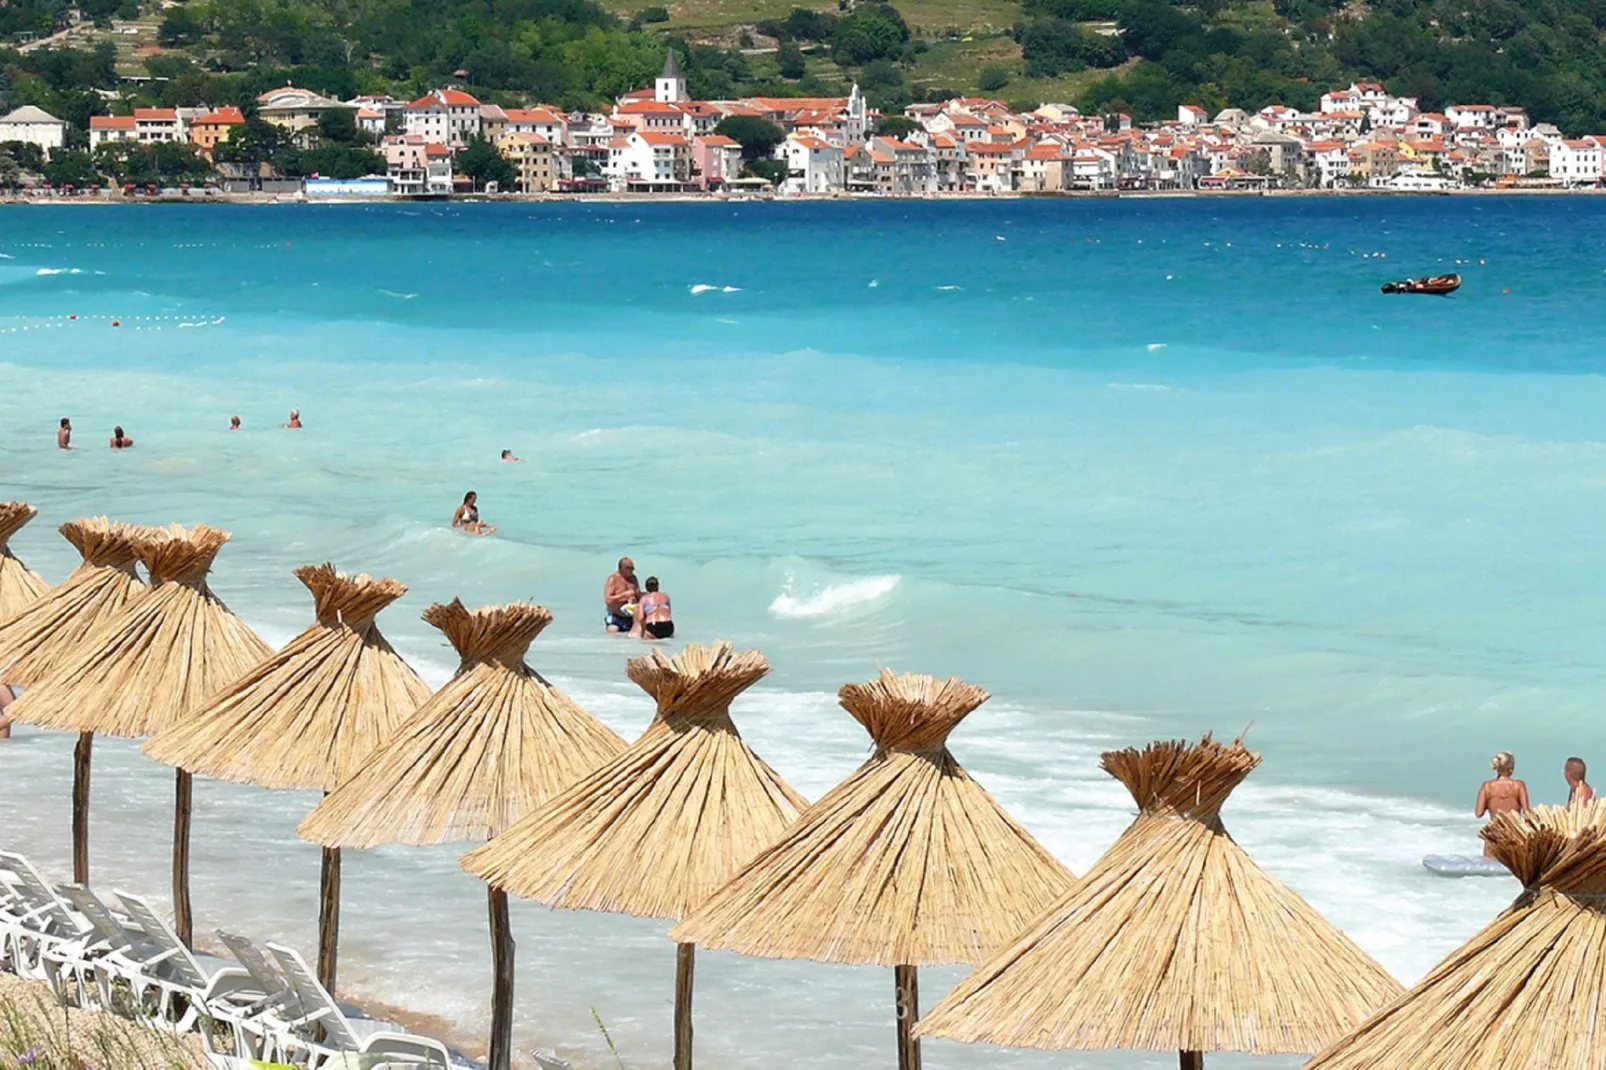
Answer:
0, 849, 469, 1069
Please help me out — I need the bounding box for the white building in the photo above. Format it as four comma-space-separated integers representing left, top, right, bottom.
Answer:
1551, 139, 1602, 186
655, 50, 687, 105
1446, 104, 1496, 131
1176, 104, 1207, 126
89, 114, 137, 150
404, 89, 482, 147
608, 131, 689, 189
781, 133, 844, 193
1308, 141, 1351, 186
134, 107, 183, 143
0, 106, 67, 156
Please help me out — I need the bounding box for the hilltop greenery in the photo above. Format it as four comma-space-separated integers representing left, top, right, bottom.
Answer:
2, 0, 1606, 143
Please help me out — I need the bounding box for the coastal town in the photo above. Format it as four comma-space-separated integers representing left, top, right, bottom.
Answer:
0, 54, 1601, 197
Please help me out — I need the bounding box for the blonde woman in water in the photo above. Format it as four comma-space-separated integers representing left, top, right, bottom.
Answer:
1474, 751, 1530, 855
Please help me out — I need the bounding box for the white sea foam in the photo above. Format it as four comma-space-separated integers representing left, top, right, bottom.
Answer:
378, 289, 419, 300
689, 283, 717, 294
935, 284, 963, 291
35, 267, 82, 276
1147, 343, 1166, 351
769, 574, 900, 618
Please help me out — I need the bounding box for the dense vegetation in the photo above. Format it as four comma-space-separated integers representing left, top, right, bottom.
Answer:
2, 0, 1606, 160
1018, 0, 1606, 130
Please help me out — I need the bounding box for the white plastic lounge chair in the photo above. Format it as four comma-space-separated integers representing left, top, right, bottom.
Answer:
214, 930, 304, 1064
113, 890, 259, 1033
266, 941, 456, 1068
0, 852, 102, 987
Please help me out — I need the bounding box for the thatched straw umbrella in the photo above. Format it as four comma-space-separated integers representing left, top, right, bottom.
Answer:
0, 502, 49, 621
671, 668, 1074, 1070
9, 524, 272, 946
144, 564, 431, 990
0, 518, 151, 884
914, 735, 1403, 1070
299, 600, 626, 1070
1307, 802, 1606, 1070
462, 641, 806, 1070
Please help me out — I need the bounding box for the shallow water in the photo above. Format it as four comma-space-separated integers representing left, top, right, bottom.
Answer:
0, 197, 1592, 1067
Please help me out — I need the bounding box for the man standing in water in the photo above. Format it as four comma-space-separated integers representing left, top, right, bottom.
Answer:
57, 418, 71, 449
1566, 757, 1595, 807
604, 557, 640, 634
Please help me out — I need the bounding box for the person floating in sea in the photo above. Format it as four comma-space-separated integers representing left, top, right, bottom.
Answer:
230, 415, 242, 431
57, 418, 72, 450
633, 576, 673, 640
1566, 756, 1594, 807
604, 556, 640, 634
452, 491, 495, 536
1475, 751, 1530, 855
283, 409, 303, 429
109, 426, 133, 450
501, 449, 522, 463
0, 684, 12, 740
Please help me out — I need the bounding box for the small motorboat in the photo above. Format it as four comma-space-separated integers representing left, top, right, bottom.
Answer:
1382, 273, 1461, 295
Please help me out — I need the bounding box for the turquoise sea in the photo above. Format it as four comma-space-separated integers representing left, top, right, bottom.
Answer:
0, 196, 1601, 1068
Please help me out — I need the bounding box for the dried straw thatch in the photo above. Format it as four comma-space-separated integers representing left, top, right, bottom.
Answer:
302, 600, 627, 1070
915, 736, 1402, 1060
7, 523, 271, 946
0, 518, 146, 687
9, 524, 272, 738
0, 502, 48, 622
300, 599, 625, 848
144, 564, 431, 792
1307, 802, 1606, 1070
670, 668, 1075, 966
462, 641, 806, 918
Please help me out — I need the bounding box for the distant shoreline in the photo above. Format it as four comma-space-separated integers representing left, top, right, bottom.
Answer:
3, 186, 1603, 206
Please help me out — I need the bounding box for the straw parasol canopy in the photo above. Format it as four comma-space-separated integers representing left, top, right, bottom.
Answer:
1307, 802, 1606, 1070
463, 641, 806, 1070
0, 517, 152, 885
8, 523, 271, 946
915, 735, 1402, 1066
144, 563, 431, 792
0, 517, 146, 688
10, 524, 271, 738
300, 599, 626, 1070
670, 668, 1073, 1070
0, 502, 49, 622
299, 599, 624, 848
142, 562, 430, 991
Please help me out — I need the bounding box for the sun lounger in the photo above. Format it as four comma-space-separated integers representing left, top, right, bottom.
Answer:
112, 890, 259, 1033
0, 852, 103, 987
266, 941, 456, 1068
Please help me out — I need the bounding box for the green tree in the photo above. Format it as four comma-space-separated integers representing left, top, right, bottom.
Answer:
158, 6, 205, 47
832, 3, 909, 63
875, 115, 920, 138
742, 158, 789, 185
42, 149, 98, 187
777, 39, 806, 78
978, 65, 1010, 91
712, 114, 786, 159
456, 135, 515, 190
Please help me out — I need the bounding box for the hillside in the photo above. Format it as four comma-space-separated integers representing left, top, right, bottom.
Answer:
3, 0, 1606, 134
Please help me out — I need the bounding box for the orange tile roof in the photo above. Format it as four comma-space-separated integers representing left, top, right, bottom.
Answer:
192, 106, 245, 126
134, 108, 177, 120
639, 131, 688, 145
90, 115, 136, 129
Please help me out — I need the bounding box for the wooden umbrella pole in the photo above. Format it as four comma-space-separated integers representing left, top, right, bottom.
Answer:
172, 769, 193, 947
673, 942, 695, 1070
318, 845, 341, 994
72, 731, 92, 884
488, 887, 515, 1070
894, 965, 922, 1070
1181, 1051, 1204, 1069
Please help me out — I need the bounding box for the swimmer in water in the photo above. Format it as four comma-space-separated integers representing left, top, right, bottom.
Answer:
57, 418, 72, 450
230, 415, 241, 431
501, 449, 522, 463
452, 490, 495, 536
109, 426, 133, 449
1566, 756, 1595, 808
283, 409, 303, 429
1475, 751, 1530, 855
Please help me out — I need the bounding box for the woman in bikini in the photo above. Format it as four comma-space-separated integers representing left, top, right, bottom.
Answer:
633, 576, 673, 640
1474, 751, 1530, 856
452, 491, 495, 536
